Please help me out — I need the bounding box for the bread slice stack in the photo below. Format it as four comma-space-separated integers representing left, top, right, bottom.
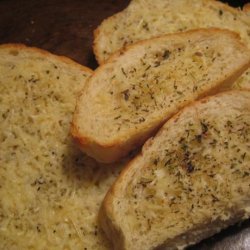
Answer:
72, 28, 250, 163
83, 0, 250, 249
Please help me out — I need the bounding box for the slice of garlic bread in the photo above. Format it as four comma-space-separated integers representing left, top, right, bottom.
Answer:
0, 44, 121, 250
100, 90, 250, 250
94, 0, 250, 91
72, 29, 250, 163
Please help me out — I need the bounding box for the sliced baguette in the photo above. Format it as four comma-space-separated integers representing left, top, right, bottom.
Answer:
0, 44, 121, 250
100, 90, 250, 250
94, 0, 250, 64
72, 28, 250, 163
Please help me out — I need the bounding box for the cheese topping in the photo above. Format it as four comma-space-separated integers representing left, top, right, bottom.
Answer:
0, 47, 121, 250
114, 92, 250, 247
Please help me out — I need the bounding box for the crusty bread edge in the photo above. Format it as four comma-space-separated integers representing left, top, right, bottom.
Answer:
0, 43, 93, 74
99, 90, 250, 250
71, 110, 163, 163
73, 28, 250, 163
93, 0, 250, 65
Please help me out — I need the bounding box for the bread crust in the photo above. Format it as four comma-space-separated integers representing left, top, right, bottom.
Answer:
73, 28, 250, 163
0, 44, 114, 249
93, 0, 250, 64
71, 112, 162, 163
100, 90, 250, 250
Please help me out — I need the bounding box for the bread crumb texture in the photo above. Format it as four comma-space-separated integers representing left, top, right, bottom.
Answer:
0, 45, 122, 250
109, 91, 250, 250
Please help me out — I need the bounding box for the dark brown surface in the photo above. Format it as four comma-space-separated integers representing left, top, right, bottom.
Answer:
0, 0, 249, 249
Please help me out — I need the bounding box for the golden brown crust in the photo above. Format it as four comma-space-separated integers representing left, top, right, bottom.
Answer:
0, 43, 93, 74
71, 112, 160, 163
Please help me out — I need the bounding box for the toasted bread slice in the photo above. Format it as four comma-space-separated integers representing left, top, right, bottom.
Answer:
72, 29, 250, 163
94, 0, 250, 64
100, 90, 250, 250
94, 0, 250, 94
0, 44, 122, 249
